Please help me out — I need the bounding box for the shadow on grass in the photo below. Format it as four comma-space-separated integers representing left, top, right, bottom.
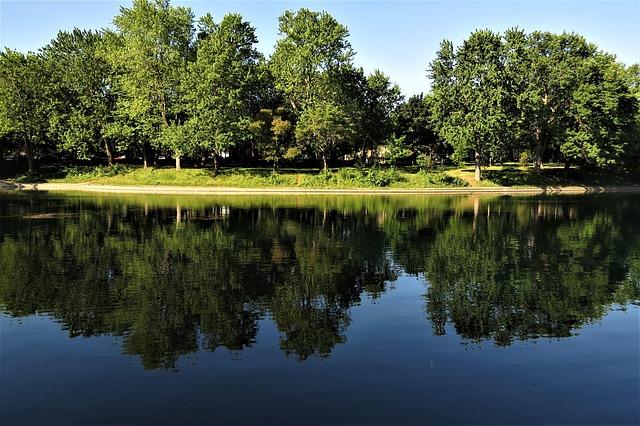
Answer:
484, 167, 640, 187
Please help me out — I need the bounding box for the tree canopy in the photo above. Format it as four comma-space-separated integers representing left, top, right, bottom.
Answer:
0, 0, 638, 177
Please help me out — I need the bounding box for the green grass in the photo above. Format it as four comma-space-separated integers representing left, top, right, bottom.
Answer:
10, 163, 639, 189
12, 165, 467, 189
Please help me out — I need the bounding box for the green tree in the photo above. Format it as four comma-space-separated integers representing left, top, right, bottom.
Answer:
0, 49, 51, 173
106, 0, 194, 169
521, 32, 596, 170
383, 134, 412, 168
359, 70, 403, 163
562, 55, 637, 168
270, 8, 354, 112
294, 100, 354, 170
185, 13, 263, 171
42, 29, 119, 164
250, 108, 292, 170
430, 30, 510, 181
393, 94, 445, 163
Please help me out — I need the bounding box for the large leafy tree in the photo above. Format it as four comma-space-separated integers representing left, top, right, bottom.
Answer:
429, 30, 509, 181
270, 9, 360, 167
250, 107, 292, 170
393, 94, 444, 162
513, 31, 637, 169
185, 13, 263, 171
42, 29, 119, 164
519, 32, 596, 170
359, 70, 403, 162
0, 49, 51, 173
294, 100, 354, 170
270, 8, 354, 112
106, 0, 194, 169
562, 54, 637, 168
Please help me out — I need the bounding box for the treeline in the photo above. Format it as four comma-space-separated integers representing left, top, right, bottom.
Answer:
1, 0, 638, 181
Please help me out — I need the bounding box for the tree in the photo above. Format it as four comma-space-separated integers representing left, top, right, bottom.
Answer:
294, 100, 354, 170
429, 30, 509, 181
42, 29, 118, 165
270, 8, 354, 113
520, 32, 597, 170
383, 134, 412, 168
393, 94, 445, 162
0, 49, 51, 173
359, 70, 403, 163
250, 108, 292, 170
185, 13, 262, 171
561, 55, 637, 168
106, 0, 194, 169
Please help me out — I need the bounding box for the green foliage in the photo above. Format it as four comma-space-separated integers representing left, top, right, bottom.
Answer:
42, 29, 118, 163
357, 70, 404, 159
518, 151, 532, 167
429, 30, 511, 181
393, 94, 444, 161
294, 100, 355, 170
0, 49, 51, 172
416, 153, 435, 171
185, 13, 263, 168
270, 8, 354, 111
250, 108, 292, 169
105, 0, 195, 164
1, 0, 639, 180
384, 134, 412, 168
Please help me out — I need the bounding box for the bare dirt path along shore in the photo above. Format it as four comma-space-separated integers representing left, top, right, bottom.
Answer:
2, 181, 640, 195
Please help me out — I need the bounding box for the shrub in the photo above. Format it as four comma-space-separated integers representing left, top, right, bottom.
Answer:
365, 167, 400, 187
519, 151, 532, 168
416, 154, 435, 171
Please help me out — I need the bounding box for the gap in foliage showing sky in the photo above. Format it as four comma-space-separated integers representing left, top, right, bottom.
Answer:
1, 0, 638, 96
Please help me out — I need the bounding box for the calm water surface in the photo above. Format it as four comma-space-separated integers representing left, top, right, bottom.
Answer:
0, 192, 638, 424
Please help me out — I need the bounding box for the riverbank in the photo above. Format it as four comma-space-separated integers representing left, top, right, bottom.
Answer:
6, 164, 640, 189
3, 181, 640, 195
3, 164, 640, 195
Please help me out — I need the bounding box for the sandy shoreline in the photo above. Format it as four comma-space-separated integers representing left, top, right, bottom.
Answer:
2, 181, 640, 195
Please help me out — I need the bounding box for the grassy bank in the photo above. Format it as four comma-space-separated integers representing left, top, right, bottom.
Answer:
9, 164, 639, 189
14, 165, 467, 189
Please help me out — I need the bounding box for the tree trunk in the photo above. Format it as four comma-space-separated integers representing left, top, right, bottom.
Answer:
474, 151, 481, 182
212, 154, 219, 173
175, 155, 181, 171
104, 140, 114, 166
24, 140, 34, 174
322, 155, 328, 172
143, 143, 150, 169
533, 129, 545, 173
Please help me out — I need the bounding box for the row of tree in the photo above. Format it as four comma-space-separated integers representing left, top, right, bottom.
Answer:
1, 0, 638, 180
430, 29, 640, 180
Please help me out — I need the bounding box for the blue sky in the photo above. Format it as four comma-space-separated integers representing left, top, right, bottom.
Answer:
1, 1, 639, 95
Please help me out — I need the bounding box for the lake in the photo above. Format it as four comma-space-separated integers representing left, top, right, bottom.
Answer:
0, 192, 638, 424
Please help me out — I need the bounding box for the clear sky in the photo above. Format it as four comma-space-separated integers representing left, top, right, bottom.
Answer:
1, 0, 639, 95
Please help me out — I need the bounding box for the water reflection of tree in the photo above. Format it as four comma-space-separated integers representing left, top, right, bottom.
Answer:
0, 200, 395, 368
0, 195, 638, 368
411, 198, 640, 345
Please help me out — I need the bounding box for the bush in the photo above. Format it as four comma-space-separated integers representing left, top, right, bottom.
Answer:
416, 154, 435, 171
364, 167, 400, 187
419, 171, 468, 187
519, 151, 532, 168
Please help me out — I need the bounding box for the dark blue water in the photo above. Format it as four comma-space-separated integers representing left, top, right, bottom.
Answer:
1, 193, 638, 424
